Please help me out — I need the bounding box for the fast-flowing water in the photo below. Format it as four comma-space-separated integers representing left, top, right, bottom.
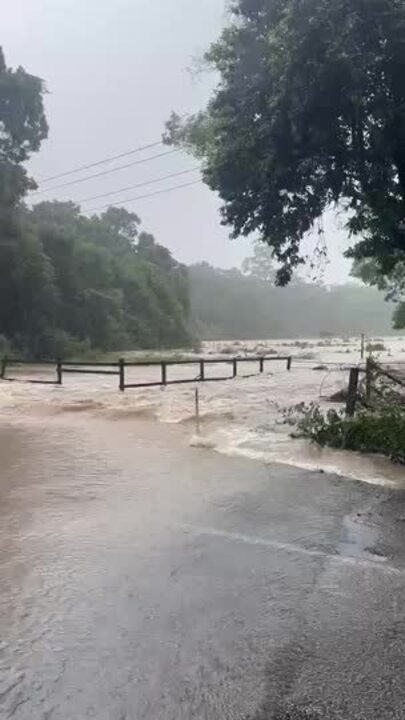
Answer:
1, 336, 404, 487
1, 337, 405, 718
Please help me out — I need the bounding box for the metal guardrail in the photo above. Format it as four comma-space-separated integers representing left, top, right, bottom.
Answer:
0, 355, 292, 391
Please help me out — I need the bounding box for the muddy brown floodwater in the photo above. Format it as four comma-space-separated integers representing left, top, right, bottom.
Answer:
2, 336, 405, 718
1, 335, 405, 487
2, 406, 405, 719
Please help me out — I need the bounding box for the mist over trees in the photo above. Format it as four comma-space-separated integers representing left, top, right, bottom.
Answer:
189, 242, 396, 340
189, 262, 396, 341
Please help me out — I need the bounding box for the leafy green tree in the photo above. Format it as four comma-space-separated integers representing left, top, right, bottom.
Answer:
0, 47, 48, 208
0, 49, 192, 358
242, 240, 276, 283
393, 302, 405, 328
27, 202, 192, 354
0, 48, 53, 355
353, 257, 405, 328
165, 0, 405, 285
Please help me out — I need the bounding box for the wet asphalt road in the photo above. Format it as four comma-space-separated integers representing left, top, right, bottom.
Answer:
1, 416, 405, 719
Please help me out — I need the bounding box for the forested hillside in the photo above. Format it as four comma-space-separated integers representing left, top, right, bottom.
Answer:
0, 202, 191, 357
189, 263, 397, 340
0, 48, 191, 358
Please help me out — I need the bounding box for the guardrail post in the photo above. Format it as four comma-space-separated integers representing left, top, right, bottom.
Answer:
199, 360, 205, 381
161, 362, 167, 385
56, 359, 63, 385
233, 359, 238, 378
0, 355, 7, 379
346, 367, 359, 417
287, 357, 292, 371
119, 358, 125, 392
259, 357, 264, 373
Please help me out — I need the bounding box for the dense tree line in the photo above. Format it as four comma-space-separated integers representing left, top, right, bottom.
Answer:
189, 262, 396, 341
0, 202, 191, 357
0, 48, 191, 358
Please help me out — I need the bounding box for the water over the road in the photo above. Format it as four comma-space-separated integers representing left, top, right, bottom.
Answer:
2, 340, 405, 718
1, 336, 405, 487
2, 410, 405, 719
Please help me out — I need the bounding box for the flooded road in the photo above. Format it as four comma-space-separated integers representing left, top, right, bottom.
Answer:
1, 335, 405, 486
2, 412, 405, 718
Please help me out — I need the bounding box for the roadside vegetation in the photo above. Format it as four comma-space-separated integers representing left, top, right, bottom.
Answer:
287, 403, 405, 465
286, 354, 405, 465
366, 342, 386, 353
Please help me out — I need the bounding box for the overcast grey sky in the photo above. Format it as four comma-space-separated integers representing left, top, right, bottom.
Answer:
3, 0, 352, 282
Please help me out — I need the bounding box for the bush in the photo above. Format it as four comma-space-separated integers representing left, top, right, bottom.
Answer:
289, 403, 405, 464
367, 342, 386, 352
0, 334, 11, 356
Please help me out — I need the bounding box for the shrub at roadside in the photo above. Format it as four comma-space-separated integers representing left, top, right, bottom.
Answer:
366, 342, 386, 353
288, 403, 405, 464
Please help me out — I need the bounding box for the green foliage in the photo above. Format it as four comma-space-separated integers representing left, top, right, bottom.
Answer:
352, 258, 405, 327
394, 302, 405, 329
366, 342, 386, 352
0, 47, 48, 207
0, 48, 193, 359
0, 334, 11, 355
291, 403, 405, 464
9, 202, 192, 357
166, 1, 405, 285
189, 262, 396, 340
242, 240, 276, 283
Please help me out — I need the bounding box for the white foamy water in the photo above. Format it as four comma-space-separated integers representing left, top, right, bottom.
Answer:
1, 336, 405, 487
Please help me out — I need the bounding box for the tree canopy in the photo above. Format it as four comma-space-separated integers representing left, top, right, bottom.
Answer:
165, 0, 405, 286
1, 199, 192, 358
0, 47, 48, 209
0, 47, 192, 358
189, 260, 396, 341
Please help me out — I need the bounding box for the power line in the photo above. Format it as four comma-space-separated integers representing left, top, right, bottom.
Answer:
87, 179, 202, 213
30, 148, 180, 195
37, 140, 164, 184
78, 167, 200, 205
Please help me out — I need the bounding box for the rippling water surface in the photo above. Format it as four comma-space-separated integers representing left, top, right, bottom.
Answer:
1, 338, 405, 718
1, 336, 404, 487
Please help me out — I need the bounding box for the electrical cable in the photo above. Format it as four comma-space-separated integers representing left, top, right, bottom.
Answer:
78, 167, 200, 205
36, 141, 164, 183
87, 179, 202, 213
31, 149, 180, 195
